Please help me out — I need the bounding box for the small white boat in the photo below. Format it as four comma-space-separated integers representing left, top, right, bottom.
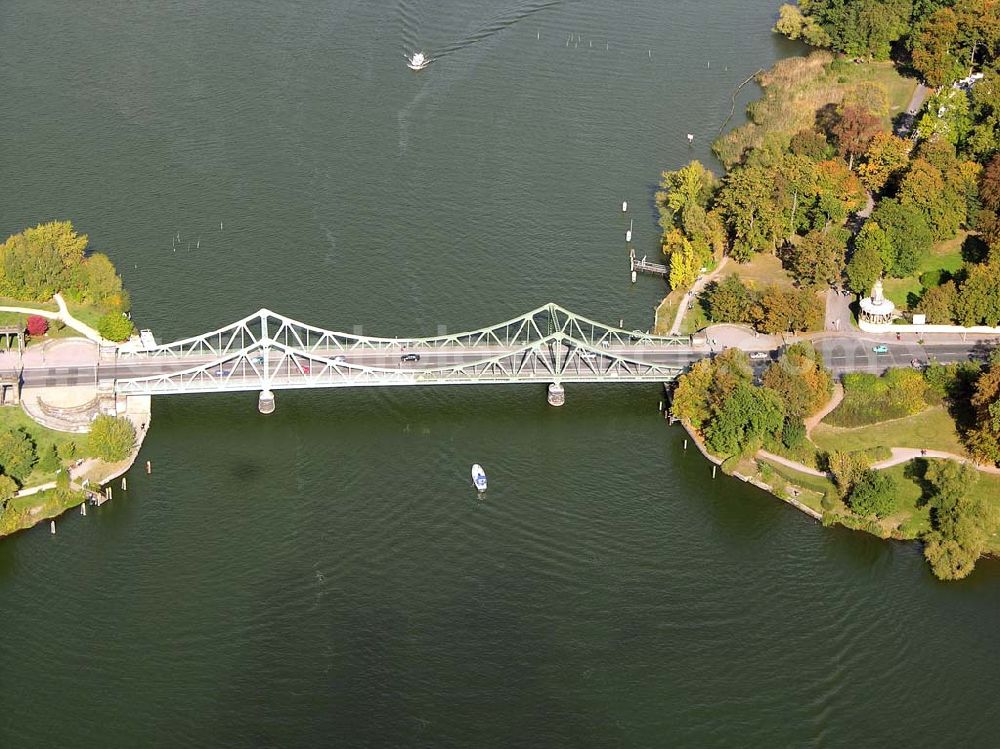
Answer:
471, 464, 487, 493
407, 51, 430, 71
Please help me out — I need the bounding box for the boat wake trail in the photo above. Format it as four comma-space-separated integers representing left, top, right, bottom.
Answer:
397, 0, 425, 55
432, 0, 566, 59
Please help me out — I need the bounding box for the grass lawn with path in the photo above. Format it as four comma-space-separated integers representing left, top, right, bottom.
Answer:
810, 405, 966, 457
883, 233, 967, 310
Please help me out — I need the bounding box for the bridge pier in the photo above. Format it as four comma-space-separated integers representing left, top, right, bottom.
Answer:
547, 382, 565, 407
258, 389, 275, 414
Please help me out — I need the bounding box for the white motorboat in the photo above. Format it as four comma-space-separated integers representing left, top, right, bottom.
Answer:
407, 51, 429, 71
471, 464, 487, 493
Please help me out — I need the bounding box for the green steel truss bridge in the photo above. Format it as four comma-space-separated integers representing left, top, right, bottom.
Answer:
112, 304, 696, 410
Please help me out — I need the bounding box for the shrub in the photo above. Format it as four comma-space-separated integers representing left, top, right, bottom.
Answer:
87, 415, 136, 462
0, 429, 37, 484
847, 469, 897, 518
56, 440, 77, 462
97, 312, 134, 342
826, 368, 928, 427
37, 443, 60, 473
26, 315, 48, 337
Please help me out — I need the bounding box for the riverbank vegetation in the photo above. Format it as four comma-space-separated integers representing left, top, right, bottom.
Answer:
672, 341, 1000, 579
654, 0, 1000, 336
0, 221, 133, 341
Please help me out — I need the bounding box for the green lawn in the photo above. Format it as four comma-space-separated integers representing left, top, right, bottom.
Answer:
758, 457, 836, 512
883, 233, 966, 309
728, 253, 796, 290
811, 405, 966, 457
0, 407, 81, 487
0, 487, 86, 537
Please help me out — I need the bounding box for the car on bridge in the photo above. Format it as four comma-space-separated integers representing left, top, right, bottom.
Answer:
401, 353, 421, 363
872, 344, 889, 354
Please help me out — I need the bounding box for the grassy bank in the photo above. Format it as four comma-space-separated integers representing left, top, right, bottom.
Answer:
811, 406, 966, 457
0, 487, 87, 536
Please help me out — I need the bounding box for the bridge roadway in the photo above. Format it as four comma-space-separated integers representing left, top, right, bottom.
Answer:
12, 338, 989, 390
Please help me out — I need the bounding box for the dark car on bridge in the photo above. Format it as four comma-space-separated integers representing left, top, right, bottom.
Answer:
401, 353, 421, 363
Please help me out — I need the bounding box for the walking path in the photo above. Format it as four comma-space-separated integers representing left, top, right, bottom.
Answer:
805, 383, 844, 436
872, 448, 1000, 475
756, 450, 828, 477
669, 258, 729, 334
0, 294, 105, 344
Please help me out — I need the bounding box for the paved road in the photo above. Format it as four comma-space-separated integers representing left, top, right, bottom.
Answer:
4, 335, 993, 391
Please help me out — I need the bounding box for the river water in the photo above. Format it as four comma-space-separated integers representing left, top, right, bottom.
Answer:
2, 0, 999, 745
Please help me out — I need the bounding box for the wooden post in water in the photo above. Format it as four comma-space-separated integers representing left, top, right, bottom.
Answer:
684, 439, 688, 450
50, 520, 56, 534
146, 461, 151, 474
106, 486, 112, 501
81, 502, 86, 516
122, 477, 127, 491
712, 465, 717, 479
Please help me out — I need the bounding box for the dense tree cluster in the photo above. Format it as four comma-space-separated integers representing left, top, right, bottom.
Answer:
922, 461, 990, 580
0, 222, 129, 310
701, 275, 825, 333
87, 415, 136, 463
672, 344, 834, 458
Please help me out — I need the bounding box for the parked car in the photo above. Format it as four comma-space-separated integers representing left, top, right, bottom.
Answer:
401, 353, 421, 362
749, 352, 770, 360
872, 344, 889, 353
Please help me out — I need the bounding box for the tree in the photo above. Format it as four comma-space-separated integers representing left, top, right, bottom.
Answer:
781, 228, 848, 287
87, 415, 136, 463
857, 132, 911, 193
704, 381, 785, 457
966, 357, 1000, 463
968, 69, 1000, 157
846, 222, 888, 293
667, 234, 704, 290
703, 274, 756, 324
916, 88, 972, 146
26, 315, 48, 337
912, 7, 964, 86
56, 440, 78, 462
0, 474, 17, 507
918, 280, 958, 323
716, 166, 785, 261
753, 286, 824, 333
923, 460, 986, 580
953, 262, 1000, 327
0, 429, 37, 484
762, 342, 834, 418
897, 158, 967, 241
0, 221, 88, 301
37, 443, 61, 474
789, 129, 833, 161
672, 359, 715, 428
97, 312, 134, 342
828, 450, 870, 498
774, 3, 832, 47
979, 152, 1000, 212
871, 199, 933, 277
656, 161, 718, 235
72, 253, 125, 307
831, 106, 882, 170
847, 469, 897, 517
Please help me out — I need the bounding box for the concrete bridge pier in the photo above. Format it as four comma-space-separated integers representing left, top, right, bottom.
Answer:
547, 382, 565, 407
258, 389, 275, 414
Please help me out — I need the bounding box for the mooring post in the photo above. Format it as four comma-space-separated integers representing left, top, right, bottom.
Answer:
684, 439, 688, 450
146, 460, 151, 474
50, 520, 56, 534
121, 477, 127, 491
712, 465, 717, 479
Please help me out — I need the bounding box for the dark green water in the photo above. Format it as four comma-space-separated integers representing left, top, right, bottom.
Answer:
2, 1, 999, 745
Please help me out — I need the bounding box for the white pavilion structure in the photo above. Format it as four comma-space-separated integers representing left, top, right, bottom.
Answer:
859, 278, 896, 325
